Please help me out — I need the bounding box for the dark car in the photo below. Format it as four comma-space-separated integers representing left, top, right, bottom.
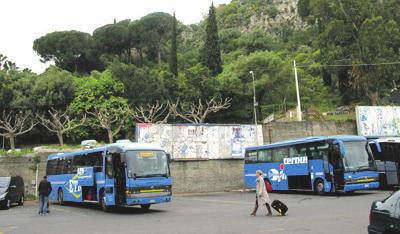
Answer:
368, 190, 400, 234
0, 176, 24, 209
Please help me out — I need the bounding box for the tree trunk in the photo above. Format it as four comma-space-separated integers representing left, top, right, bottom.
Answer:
157, 45, 161, 66
57, 132, 64, 146
107, 129, 114, 143
9, 135, 15, 151
368, 91, 379, 106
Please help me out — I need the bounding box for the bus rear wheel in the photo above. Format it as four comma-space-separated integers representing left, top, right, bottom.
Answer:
140, 204, 151, 211
58, 189, 64, 206
315, 180, 325, 195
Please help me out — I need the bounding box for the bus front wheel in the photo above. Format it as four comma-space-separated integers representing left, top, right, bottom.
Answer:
99, 192, 111, 212
314, 180, 325, 195
140, 204, 151, 211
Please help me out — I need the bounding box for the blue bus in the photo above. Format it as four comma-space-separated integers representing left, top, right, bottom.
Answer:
46, 142, 172, 212
244, 135, 380, 194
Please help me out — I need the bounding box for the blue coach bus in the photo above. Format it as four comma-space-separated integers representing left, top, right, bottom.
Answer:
244, 135, 380, 194
46, 142, 172, 212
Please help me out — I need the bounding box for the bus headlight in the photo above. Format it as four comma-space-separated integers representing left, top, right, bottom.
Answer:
126, 188, 139, 194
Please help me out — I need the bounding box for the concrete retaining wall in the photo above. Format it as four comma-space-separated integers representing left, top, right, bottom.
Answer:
170, 159, 244, 193
0, 155, 244, 195
0, 121, 358, 194
262, 121, 357, 143
0, 154, 47, 195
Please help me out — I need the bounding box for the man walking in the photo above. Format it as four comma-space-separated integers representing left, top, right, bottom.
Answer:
38, 176, 52, 215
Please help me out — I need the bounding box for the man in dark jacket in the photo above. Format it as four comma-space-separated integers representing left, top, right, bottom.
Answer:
38, 176, 52, 215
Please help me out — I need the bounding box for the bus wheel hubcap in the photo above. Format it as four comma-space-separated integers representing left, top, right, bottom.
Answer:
317, 183, 324, 191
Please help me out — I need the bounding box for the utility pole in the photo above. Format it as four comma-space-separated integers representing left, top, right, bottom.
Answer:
35, 163, 39, 198
293, 60, 302, 121
249, 71, 258, 145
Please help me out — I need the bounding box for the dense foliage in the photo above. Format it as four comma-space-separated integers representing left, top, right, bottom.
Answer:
1, 0, 400, 147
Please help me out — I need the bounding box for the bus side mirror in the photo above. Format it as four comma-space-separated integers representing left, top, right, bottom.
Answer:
368, 140, 382, 153
166, 153, 171, 164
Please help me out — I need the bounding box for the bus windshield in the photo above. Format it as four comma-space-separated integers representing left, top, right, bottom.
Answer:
343, 141, 372, 172
125, 150, 169, 178
0, 177, 10, 188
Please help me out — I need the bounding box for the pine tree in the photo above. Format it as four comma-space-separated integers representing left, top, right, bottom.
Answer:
170, 12, 178, 77
202, 3, 222, 76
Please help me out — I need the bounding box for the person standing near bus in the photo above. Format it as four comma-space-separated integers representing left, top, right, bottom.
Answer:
250, 170, 272, 216
38, 176, 52, 215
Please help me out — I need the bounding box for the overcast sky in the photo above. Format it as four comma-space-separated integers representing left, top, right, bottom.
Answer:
1, 0, 231, 73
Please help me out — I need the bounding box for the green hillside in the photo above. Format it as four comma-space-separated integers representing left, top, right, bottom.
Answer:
1, 0, 400, 145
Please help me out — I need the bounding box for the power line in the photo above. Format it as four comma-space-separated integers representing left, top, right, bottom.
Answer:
296, 61, 400, 68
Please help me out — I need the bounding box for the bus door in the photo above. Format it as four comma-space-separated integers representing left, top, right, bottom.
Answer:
112, 152, 126, 205
329, 144, 345, 190
105, 149, 127, 206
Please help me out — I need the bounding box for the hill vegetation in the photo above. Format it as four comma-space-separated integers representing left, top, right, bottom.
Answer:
1, 0, 400, 147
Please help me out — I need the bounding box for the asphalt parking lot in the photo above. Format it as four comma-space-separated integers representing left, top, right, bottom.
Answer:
0, 190, 391, 234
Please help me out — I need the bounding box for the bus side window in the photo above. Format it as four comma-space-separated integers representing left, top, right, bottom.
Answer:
288, 146, 298, 158
273, 147, 288, 162
61, 157, 73, 174
88, 153, 103, 172
106, 156, 114, 178
245, 151, 258, 164
46, 159, 57, 175
289, 144, 308, 158
258, 149, 272, 163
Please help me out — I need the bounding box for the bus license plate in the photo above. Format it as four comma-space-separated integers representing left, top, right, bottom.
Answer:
150, 200, 156, 203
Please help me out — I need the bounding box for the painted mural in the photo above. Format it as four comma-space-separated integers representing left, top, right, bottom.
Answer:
356, 106, 400, 137
136, 124, 263, 159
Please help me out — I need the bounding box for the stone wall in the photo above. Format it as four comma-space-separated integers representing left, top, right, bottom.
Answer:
0, 154, 47, 195
0, 154, 244, 194
0, 121, 358, 195
170, 159, 244, 193
262, 121, 357, 143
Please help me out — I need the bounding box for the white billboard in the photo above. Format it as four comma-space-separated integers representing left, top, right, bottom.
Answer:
356, 106, 400, 137
136, 124, 263, 159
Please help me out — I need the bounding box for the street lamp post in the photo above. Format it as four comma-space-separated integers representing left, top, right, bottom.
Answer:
249, 71, 258, 145
293, 60, 302, 121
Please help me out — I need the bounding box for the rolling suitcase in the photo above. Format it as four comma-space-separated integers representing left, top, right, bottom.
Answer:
271, 200, 288, 216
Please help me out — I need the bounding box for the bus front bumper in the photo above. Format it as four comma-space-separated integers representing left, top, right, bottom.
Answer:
126, 194, 172, 206
343, 181, 379, 192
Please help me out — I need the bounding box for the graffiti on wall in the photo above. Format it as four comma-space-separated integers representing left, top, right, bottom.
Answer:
356, 106, 400, 136
136, 124, 263, 159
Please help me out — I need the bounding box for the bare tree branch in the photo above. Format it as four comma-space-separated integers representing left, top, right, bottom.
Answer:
132, 101, 171, 124
0, 110, 37, 150
169, 98, 231, 124
87, 104, 131, 143
36, 108, 86, 146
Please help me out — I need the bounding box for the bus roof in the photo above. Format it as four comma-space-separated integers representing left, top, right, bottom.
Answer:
47, 142, 164, 160
371, 137, 400, 143
246, 135, 367, 151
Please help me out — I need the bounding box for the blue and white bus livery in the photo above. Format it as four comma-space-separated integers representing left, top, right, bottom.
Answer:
46, 142, 172, 212
244, 135, 380, 194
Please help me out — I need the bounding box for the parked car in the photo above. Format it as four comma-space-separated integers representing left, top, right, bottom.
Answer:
0, 176, 24, 209
368, 190, 400, 234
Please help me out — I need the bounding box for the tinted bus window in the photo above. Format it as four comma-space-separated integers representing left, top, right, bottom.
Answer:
245, 151, 258, 164
46, 159, 58, 175
64, 157, 74, 174
316, 143, 329, 159
87, 153, 103, 172
288, 144, 308, 158
259, 149, 273, 163
274, 147, 288, 162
